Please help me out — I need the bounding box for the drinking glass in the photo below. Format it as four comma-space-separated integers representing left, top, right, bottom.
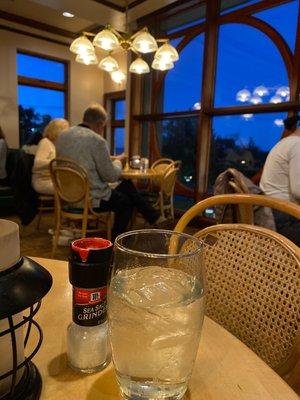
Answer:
108, 229, 205, 400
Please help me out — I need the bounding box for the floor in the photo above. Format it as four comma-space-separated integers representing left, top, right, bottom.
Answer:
3, 211, 186, 261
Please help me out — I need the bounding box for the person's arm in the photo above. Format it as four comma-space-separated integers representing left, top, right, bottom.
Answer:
33, 139, 54, 172
289, 141, 300, 202
92, 137, 122, 183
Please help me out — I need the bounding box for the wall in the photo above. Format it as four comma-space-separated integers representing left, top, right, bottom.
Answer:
0, 29, 104, 148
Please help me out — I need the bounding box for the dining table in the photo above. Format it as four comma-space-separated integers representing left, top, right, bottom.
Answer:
121, 166, 162, 181
29, 257, 299, 400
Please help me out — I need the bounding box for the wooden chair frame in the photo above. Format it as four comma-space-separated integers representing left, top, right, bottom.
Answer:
175, 194, 300, 232
50, 158, 112, 258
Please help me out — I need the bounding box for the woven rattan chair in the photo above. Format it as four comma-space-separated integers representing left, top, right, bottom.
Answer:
50, 158, 112, 258
174, 195, 300, 391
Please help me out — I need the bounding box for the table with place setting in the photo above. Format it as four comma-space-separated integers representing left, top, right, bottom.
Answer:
28, 257, 299, 400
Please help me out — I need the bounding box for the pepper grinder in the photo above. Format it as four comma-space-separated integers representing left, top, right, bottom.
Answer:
67, 237, 113, 373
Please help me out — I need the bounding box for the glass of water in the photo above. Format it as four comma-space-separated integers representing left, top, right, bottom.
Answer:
108, 229, 205, 400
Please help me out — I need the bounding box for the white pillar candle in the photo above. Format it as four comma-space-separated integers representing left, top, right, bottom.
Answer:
0, 220, 25, 397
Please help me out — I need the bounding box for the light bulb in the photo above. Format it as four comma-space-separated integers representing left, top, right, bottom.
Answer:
70, 36, 94, 55
75, 53, 98, 65
236, 89, 251, 102
98, 56, 119, 72
270, 96, 282, 104
132, 30, 158, 54
129, 58, 150, 74
110, 70, 126, 84
253, 85, 269, 97
151, 58, 174, 71
93, 29, 119, 51
154, 42, 179, 62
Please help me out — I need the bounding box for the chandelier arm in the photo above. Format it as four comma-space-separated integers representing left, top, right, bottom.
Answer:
82, 31, 96, 37
130, 27, 146, 40
109, 26, 124, 40
129, 46, 140, 56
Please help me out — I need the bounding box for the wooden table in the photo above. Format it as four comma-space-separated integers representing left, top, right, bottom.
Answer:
121, 168, 162, 180
30, 257, 299, 400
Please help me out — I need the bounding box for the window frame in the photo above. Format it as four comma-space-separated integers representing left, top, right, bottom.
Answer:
129, 0, 300, 202
104, 90, 126, 155
17, 49, 70, 123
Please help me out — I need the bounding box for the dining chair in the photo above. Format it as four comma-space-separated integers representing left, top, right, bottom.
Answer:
151, 158, 174, 173
36, 193, 54, 230
214, 168, 276, 229
49, 158, 112, 258
174, 195, 300, 390
154, 166, 180, 219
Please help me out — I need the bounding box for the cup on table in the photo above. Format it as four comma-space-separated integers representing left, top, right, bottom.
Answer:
108, 229, 205, 400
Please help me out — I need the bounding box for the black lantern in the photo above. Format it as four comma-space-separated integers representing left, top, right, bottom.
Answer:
0, 220, 52, 400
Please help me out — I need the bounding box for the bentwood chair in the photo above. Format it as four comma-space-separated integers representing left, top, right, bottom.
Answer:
50, 158, 112, 258
151, 158, 174, 173
154, 166, 180, 219
174, 194, 300, 392
36, 194, 54, 230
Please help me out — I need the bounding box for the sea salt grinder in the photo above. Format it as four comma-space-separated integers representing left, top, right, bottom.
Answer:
67, 237, 113, 373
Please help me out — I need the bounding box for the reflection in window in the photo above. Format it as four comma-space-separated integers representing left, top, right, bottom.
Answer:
156, 117, 198, 188
208, 113, 286, 190
254, 1, 298, 51
215, 24, 288, 107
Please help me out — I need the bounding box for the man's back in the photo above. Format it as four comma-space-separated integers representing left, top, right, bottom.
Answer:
56, 125, 122, 206
260, 134, 300, 204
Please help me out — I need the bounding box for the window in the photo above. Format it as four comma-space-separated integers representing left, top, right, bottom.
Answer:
163, 34, 205, 113
156, 117, 198, 188
104, 92, 126, 155
131, 0, 300, 205
214, 24, 288, 107
17, 51, 68, 146
208, 113, 286, 190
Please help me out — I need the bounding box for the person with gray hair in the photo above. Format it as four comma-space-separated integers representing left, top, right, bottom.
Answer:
56, 103, 165, 240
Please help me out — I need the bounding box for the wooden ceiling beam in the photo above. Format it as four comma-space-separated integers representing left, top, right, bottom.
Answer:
0, 10, 77, 38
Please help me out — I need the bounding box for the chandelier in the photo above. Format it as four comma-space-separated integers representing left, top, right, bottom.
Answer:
70, 25, 179, 76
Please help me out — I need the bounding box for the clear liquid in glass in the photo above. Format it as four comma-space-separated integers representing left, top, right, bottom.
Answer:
108, 266, 205, 400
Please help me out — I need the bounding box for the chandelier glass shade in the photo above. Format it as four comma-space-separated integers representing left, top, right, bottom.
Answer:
70, 25, 179, 75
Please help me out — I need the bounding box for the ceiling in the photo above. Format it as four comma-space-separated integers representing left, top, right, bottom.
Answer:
0, 0, 179, 45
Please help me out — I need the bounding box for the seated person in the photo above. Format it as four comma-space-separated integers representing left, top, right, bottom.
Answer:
22, 132, 43, 155
0, 126, 8, 186
32, 118, 69, 195
260, 115, 300, 246
56, 103, 165, 241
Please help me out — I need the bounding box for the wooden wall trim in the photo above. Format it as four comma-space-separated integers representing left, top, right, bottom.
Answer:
0, 24, 70, 47
0, 10, 77, 38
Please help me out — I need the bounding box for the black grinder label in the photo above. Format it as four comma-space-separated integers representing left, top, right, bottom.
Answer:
73, 286, 107, 326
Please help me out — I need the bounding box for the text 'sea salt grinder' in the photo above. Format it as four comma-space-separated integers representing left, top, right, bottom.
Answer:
67, 237, 113, 373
